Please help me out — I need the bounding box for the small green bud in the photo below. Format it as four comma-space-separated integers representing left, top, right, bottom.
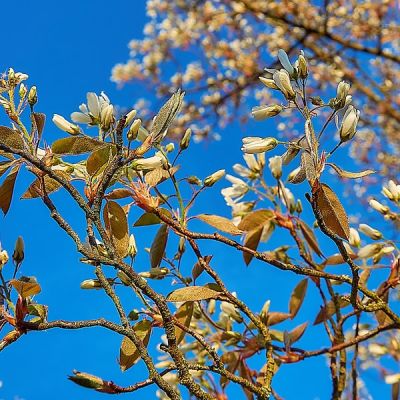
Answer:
127, 119, 141, 141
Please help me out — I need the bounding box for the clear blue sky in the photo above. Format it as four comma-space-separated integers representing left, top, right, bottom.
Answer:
0, 1, 390, 399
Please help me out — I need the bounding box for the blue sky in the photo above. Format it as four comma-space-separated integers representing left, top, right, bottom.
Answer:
0, 1, 392, 399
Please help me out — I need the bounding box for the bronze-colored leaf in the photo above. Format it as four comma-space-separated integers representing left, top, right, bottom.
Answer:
119, 319, 152, 371
32, 113, 46, 139
289, 322, 308, 344
21, 171, 69, 199
0, 126, 24, 150
52, 136, 104, 155
301, 150, 317, 184
196, 214, 242, 235
298, 221, 323, 257
313, 298, 349, 325
86, 145, 116, 176
27, 304, 48, 321
106, 188, 133, 199
288, 165, 306, 184
192, 255, 212, 282
314, 183, 350, 240
243, 226, 263, 266
289, 279, 308, 319
326, 163, 375, 179
134, 212, 161, 226
0, 166, 20, 214
166, 286, 221, 302
238, 361, 254, 400
323, 252, 358, 266
266, 312, 291, 326
174, 302, 194, 345
237, 209, 273, 232
150, 224, 168, 268
103, 201, 129, 258
10, 277, 41, 299
145, 167, 165, 187
0, 161, 12, 180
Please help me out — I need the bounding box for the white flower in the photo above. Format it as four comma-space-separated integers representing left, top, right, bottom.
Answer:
204, 169, 225, 187
349, 228, 361, 247
359, 224, 383, 240
339, 105, 360, 142
334, 81, 350, 109
52, 114, 80, 135
369, 199, 389, 214
382, 180, 400, 201
221, 175, 249, 204
132, 155, 164, 170
251, 104, 282, 120
273, 69, 296, 100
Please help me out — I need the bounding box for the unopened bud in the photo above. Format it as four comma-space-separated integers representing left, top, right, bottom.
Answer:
124, 109, 137, 126
359, 224, 383, 240
80, 279, 102, 290
100, 104, 114, 131
241, 137, 278, 154
259, 76, 279, 90
369, 199, 389, 214
297, 53, 308, 79
204, 169, 225, 187
273, 69, 296, 100
53, 114, 80, 135
68, 370, 105, 390
358, 243, 384, 259
28, 86, 38, 106
19, 83, 27, 99
180, 128, 191, 150
12, 236, 24, 266
339, 105, 360, 142
165, 143, 175, 153
187, 176, 202, 185
268, 156, 282, 179
127, 234, 137, 257
349, 228, 361, 247
251, 104, 283, 121
127, 119, 141, 141
0, 250, 9, 270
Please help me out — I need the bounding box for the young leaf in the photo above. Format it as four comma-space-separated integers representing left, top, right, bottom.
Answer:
103, 201, 129, 258
243, 226, 263, 266
10, 277, 41, 299
150, 224, 168, 268
192, 255, 212, 282
106, 188, 133, 199
326, 163, 375, 179
298, 221, 323, 257
289, 279, 308, 318
119, 319, 152, 371
52, 137, 104, 155
0, 166, 20, 214
174, 302, 194, 345
314, 183, 350, 240
32, 113, 46, 139
289, 322, 308, 344
86, 145, 116, 176
134, 212, 161, 226
196, 214, 242, 235
21, 171, 69, 199
265, 312, 291, 326
166, 286, 221, 302
237, 209, 273, 232
313, 298, 349, 325
0, 126, 24, 150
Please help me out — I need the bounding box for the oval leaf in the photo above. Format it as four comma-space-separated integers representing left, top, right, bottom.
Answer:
314, 183, 350, 240
167, 286, 221, 302
103, 201, 129, 258
196, 214, 242, 235
10, 278, 41, 299
0, 166, 20, 214
237, 209, 273, 232
0, 126, 24, 150
150, 224, 168, 268
289, 279, 308, 319
119, 319, 152, 371
52, 137, 104, 155
243, 226, 263, 266
298, 221, 323, 257
174, 302, 194, 345
86, 145, 116, 176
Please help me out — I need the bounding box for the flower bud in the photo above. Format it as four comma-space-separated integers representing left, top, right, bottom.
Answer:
124, 109, 137, 126
80, 279, 102, 289
52, 114, 80, 135
207, 299, 216, 314
297, 53, 308, 79
19, 83, 27, 99
127, 234, 137, 257
132, 155, 164, 171
100, 104, 114, 131
339, 105, 360, 142
220, 302, 243, 323
369, 199, 389, 214
358, 243, 383, 258
241, 137, 278, 154
165, 143, 175, 153
273, 69, 296, 100
268, 156, 282, 179
259, 76, 279, 90
349, 228, 361, 247
359, 224, 383, 240
334, 81, 350, 110
296, 199, 303, 213
180, 128, 191, 150
204, 169, 225, 187
0, 250, 9, 270
187, 176, 202, 185
382, 180, 400, 202
28, 86, 38, 106
12, 236, 24, 266
127, 119, 141, 141
251, 104, 283, 121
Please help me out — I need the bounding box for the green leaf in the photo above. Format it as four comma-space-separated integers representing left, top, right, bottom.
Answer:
119, 320, 152, 371
0, 126, 24, 150
27, 304, 48, 321
166, 286, 221, 302
288, 322, 308, 344
103, 201, 129, 258
196, 214, 242, 235
265, 312, 291, 326
314, 183, 350, 240
174, 302, 194, 345
133, 209, 171, 226
150, 224, 168, 268
52, 136, 104, 155
289, 279, 308, 319
0, 166, 20, 214
86, 145, 116, 176
326, 163, 375, 179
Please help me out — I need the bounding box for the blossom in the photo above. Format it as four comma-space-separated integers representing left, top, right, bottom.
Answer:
268, 156, 282, 179
204, 169, 226, 187
334, 81, 350, 110
221, 175, 249, 204
273, 69, 296, 100
358, 224, 383, 240
132, 154, 165, 170
52, 114, 80, 135
251, 104, 282, 120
